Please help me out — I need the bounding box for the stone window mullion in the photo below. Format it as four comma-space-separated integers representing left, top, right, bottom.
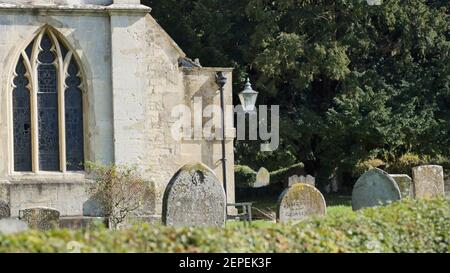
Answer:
49, 31, 67, 172
30, 32, 43, 173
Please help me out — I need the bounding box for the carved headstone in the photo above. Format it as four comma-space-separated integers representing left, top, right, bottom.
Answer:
0, 201, 10, 219
288, 175, 315, 187
305, 175, 316, 187
390, 174, 413, 198
352, 168, 401, 210
254, 167, 270, 188
277, 183, 326, 223
0, 219, 29, 235
412, 165, 445, 198
288, 175, 299, 187
162, 163, 226, 227
19, 207, 60, 230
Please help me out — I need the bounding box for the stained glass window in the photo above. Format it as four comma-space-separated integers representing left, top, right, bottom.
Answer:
37, 33, 60, 171
12, 29, 85, 173
13, 56, 32, 172
65, 59, 84, 171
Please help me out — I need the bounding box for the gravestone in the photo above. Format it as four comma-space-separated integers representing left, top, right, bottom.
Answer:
0, 219, 29, 235
162, 163, 226, 227
19, 207, 60, 230
277, 183, 326, 223
0, 201, 10, 219
288, 175, 315, 187
412, 165, 445, 198
288, 175, 300, 187
253, 167, 270, 188
389, 174, 413, 198
305, 175, 316, 187
352, 168, 401, 211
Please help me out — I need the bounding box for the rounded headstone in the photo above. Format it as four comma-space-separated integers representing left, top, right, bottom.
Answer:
277, 183, 326, 223
412, 165, 445, 198
0, 201, 10, 219
254, 167, 270, 188
162, 163, 226, 227
19, 207, 60, 230
0, 219, 29, 235
390, 174, 413, 198
352, 168, 401, 211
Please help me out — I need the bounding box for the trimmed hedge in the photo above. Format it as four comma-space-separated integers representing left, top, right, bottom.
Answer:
234, 165, 257, 188
0, 198, 448, 253
235, 163, 305, 189
270, 163, 305, 185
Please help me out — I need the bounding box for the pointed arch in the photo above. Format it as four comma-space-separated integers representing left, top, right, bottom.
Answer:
11, 26, 85, 172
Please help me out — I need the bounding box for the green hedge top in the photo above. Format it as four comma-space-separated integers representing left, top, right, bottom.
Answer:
235, 163, 305, 188
0, 198, 448, 253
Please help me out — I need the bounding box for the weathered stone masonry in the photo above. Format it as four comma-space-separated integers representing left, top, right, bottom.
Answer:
0, 0, 235, 217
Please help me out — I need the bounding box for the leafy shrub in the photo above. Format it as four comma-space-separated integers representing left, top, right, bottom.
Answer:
234, 165, 257, 188
270, 163, 305, 185
354, 158, 386, 177
385, 153, 422, 175
85, 162, 155, 229
2, 198, 447, 253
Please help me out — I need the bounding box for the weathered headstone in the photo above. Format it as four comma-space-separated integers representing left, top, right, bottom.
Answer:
0, 201, 10, 219
390, 174, 413, 198
253, 167, 270, 188
277, 183, 326, 223
19, 207, 60, 230
352, 168, 401, 210
0, 219, 29, 235
162, 163, 226, 227
288, 175, 300, 187
288, 175, 315, 187
305, 175, 316, 187
412, 165, 445, 198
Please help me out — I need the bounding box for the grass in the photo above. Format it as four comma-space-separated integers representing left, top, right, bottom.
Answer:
232, 192, 353, 227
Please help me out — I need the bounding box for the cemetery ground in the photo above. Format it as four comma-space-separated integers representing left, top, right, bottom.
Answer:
231, 193, 353, 227
0, 198, 448, 253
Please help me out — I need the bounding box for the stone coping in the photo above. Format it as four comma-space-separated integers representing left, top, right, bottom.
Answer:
0, 3, 151, 14
4, 172, 95, 184
181, 67, 234, 73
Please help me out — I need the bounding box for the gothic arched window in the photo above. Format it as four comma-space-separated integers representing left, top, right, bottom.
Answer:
12, 28, 85, 172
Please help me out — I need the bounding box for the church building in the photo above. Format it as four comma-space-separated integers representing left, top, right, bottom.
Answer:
0, 0, 236, 218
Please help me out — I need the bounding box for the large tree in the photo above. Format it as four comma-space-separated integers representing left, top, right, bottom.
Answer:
144, 0, 450, 188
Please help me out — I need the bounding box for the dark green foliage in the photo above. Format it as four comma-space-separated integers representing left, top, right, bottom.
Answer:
0, 199, 448, 252
235, 163, 305, 188
144, 0, 450, 188
234, 165, 257, 188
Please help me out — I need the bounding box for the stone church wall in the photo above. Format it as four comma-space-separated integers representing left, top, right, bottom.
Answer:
0, 2, 235, 217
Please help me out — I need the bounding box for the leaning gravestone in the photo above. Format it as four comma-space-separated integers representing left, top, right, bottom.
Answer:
0, 201, 10, 219
352, 168, 401, 211
390, 174, 413, 198
277, 183, 326, 223
254, 167, 270, 188
162, 163, 226, 227
0, 219, 29, 235
412, 165, 445, 198
19, 207, 60, 230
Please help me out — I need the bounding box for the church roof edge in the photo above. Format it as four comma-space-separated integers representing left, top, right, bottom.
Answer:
0, 2, 151, 14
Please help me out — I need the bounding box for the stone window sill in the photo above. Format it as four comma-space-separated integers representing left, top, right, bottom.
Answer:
7, 172, 91, 184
